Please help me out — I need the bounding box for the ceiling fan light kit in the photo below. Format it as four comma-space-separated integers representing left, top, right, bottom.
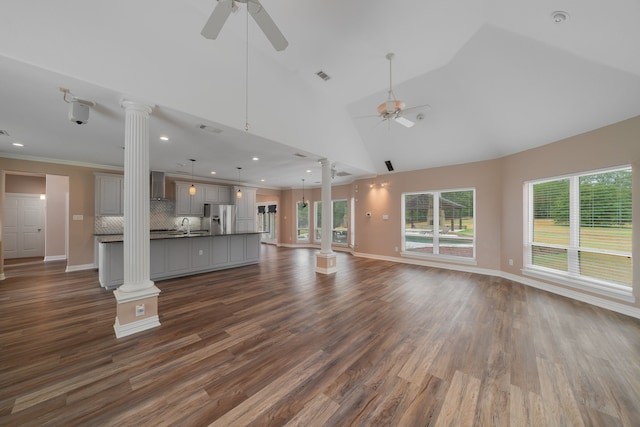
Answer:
370, 52, 429, 129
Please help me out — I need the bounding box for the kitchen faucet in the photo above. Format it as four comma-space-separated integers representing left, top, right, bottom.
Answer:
181, 217, 190, 235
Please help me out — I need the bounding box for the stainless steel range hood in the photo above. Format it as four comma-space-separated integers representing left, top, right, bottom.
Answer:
151, 171, 166, 200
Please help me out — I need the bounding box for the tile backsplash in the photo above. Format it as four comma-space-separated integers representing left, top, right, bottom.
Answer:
95, 200, 203, 234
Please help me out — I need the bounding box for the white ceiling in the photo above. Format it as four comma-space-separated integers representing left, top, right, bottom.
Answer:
1, 0, 639, 189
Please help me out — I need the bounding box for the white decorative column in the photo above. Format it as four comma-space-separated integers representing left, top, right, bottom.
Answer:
316, 158, 337, 274
113, 100, 161, 338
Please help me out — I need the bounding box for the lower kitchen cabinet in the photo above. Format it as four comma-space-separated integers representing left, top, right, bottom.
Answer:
98, 233, 261, 288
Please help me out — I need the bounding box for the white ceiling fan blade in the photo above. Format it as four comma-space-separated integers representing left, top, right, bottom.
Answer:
402, 103, 432, 114
394, 116, 415, 128
201, 0, 235, 40
247, 0, 288, 51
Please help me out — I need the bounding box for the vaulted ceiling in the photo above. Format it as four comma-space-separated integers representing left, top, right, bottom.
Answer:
1, 0, 639, 188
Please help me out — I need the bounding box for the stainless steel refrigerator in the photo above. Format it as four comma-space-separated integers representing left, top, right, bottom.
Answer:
203, 204, 236, 234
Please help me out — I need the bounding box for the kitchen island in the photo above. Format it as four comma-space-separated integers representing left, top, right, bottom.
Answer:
97, 231, 262, 289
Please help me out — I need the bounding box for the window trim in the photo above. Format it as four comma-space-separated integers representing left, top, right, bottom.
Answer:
401, 188, 476, 263
523, 165, 634, 302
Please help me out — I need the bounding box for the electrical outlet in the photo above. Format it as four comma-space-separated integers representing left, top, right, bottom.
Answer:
508, 259, 514, 266
135, 304, 145, 316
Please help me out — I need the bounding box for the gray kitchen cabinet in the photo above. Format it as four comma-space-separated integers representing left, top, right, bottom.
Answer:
95, 173, 124, 216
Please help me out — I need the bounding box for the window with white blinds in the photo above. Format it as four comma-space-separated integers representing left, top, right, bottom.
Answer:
525, 166, 633, 298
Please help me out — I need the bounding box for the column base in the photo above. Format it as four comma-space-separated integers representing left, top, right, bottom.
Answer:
113, 285, 161, 338
316, 252, 337, 274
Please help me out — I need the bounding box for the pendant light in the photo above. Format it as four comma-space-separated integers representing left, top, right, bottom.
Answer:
301, 179, 308, 208
189, 159, 196, 196
236, 167, 243, 199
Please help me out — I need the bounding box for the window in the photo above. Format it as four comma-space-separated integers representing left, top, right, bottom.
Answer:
402, 189, 475, 260
314, 199, 349, 244
332, 199, 348, 244
525, 167, 632, 299
296, 201, 309, 242
257, 204, 277, 243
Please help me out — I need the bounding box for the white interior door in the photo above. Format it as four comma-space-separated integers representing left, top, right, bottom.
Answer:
3, 194, 45, 259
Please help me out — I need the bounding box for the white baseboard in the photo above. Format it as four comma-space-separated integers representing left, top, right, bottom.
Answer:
278, 243, 352, 254
114, 316, 160, 339
352, 251, 640, 320
65, 263, 96, 272
44, 255, 66, 262
499, 271, 640, 319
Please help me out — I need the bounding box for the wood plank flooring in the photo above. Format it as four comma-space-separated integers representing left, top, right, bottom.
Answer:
1, 245, 639, 426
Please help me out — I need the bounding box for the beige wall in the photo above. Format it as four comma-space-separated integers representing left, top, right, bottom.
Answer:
0, 157, 116, 268
45, 174, 69, 259
500, 115, 640, 307
1, 115, 638, 309
354, 159, 503, 269
5, 174, 45, 194
276, 116, 639, 310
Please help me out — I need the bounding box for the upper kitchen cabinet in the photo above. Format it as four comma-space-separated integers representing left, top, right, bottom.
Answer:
234, 186, 257, 232
203, 185, 231, 204
175, 181, 205, 216
95, 173, 124, 216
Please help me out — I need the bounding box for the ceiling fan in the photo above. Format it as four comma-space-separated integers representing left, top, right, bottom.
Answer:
201, 0, 288, 51
372, 52, 430, 128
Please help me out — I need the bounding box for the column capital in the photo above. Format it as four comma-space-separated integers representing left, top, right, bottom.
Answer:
120, 98, 154, 114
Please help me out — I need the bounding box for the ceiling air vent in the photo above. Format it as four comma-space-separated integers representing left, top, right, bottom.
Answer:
385, 160, 394, 171
316, 70, 331, 81
0, 130, 10, 137
293, 153, 307, 158
336, 171, 352, 177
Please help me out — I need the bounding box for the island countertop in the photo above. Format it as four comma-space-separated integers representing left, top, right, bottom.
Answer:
96, 231, 262, 243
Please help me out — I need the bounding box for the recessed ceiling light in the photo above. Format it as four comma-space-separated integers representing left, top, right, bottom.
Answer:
160, 136, 169, 141
252, 157, 259, 161
306, 169, 312, 173
12, 142, 24, 147
211, 171, 216, 175
551, 11, 569, 24
260, 178, 265, 182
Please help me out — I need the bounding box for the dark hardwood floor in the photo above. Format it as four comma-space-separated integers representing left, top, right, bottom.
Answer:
1, 246, 639, 426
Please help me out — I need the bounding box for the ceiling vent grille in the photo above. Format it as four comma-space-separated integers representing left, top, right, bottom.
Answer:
385, 160, 394, 171
0, 130, 10, 137
316, 70, 331, 81
294, 153, 307, 158
336, 171, 352, 177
